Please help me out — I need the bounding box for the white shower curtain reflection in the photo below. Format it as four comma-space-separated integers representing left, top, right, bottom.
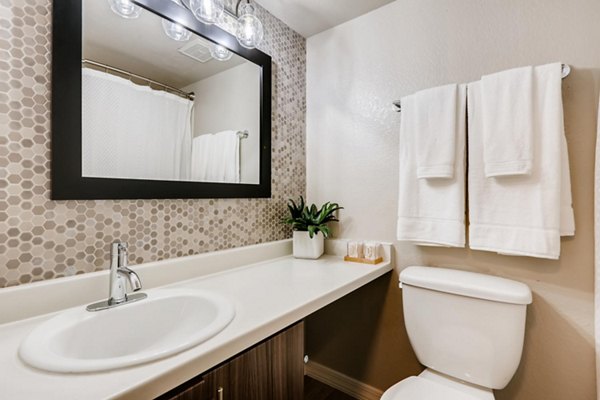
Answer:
191, 131, 240, 183
82, 68, 193, 181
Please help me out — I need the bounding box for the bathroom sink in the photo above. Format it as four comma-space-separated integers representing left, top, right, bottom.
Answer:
19, 288, 235, 373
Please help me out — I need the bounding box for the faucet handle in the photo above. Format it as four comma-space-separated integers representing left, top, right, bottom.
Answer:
118, 244, 128, 268
111, 240, 127, 255
111, 241, 129, 268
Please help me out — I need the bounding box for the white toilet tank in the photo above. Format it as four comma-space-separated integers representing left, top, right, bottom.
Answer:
400, 266, 532, 390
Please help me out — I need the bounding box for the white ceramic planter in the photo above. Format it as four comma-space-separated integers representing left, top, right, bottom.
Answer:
293, 231, 324, 259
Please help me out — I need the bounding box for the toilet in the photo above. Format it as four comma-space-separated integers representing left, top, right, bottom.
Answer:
382, 266, 532, 400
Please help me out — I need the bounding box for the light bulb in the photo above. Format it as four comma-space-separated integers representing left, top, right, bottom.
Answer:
189, 0, 224, 25
162, 0, 192, 41
210, 44, 233, 61
235, 3, 263, 49
162, 19, 192, 41
108, 0, 141, 19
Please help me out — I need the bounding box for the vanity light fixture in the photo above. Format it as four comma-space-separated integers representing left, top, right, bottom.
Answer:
181, 0, 265, 49
162, 0, 193, 41
163, 20, 192, 41
210, 44, 233, 61
234, 0, 263, 49
108, 0, 142, 19
188, 0, 225, 25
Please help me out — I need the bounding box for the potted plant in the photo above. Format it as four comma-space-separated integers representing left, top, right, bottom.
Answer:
282, 197, 343, 259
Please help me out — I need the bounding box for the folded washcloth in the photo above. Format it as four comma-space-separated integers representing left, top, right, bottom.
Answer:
397, 85, 467, 247
468, 63, 574, 259
414, 84, 460, 179
481, 66, 534, 177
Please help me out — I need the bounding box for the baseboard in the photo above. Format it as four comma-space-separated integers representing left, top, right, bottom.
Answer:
305, 361, 384, 400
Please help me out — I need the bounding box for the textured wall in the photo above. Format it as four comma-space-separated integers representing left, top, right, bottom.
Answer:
0, 0, 306, 287
306, 0, 599, 399
595, 94, 600, 400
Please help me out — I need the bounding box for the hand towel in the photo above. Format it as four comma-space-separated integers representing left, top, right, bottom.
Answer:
191, 133, 212, 181
468, 63, 574, 259
560, 119, 575, 236
397, 85, 467, 247
481, 66, 534, 177
221, 130, 241, 183
414, 84, 460, 179
191, 130, 240, 183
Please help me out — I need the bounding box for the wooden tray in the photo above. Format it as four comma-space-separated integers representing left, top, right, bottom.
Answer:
343, 256, 383, 265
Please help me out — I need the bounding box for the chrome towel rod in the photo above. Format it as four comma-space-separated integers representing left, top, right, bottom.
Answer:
237, 130, 249, 139
392, 63, 571, 112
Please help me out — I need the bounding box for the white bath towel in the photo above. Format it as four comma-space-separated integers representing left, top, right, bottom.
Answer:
560, 130, 575, 236
468, 63, 574, 259
396, 85, 467, 247
191, 131, 240, 183
481, 66, 534, 177
414, 84, 460, 179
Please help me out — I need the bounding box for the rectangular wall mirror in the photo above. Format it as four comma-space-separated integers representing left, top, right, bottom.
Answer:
51, 0, 272, 200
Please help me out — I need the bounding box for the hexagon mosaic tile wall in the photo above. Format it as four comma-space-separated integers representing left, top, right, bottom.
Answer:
0, 0, 306, 287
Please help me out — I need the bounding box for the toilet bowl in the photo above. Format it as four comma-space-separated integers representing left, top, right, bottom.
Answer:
382, 266, 532, 399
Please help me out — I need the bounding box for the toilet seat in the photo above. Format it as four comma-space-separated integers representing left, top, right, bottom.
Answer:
381, 376, 483, 400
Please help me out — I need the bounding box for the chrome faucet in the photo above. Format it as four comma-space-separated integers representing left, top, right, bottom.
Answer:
87, 241, 147, 312
109, 242, 141, 304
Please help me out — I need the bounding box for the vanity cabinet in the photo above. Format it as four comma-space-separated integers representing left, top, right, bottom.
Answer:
164, 363, 229, 400
158, 322, 304, 400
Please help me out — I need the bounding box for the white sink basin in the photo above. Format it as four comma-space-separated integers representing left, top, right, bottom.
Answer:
19, 288, 235, 373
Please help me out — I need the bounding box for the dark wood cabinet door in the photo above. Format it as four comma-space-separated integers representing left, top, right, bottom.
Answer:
159, 364, 228, 400
226, 321, 304, 400
164, 377, 208, 400
270, 322, 304, 400
157, 321, 304, 400
227, 339, 271, 400
203, 364, 229, 400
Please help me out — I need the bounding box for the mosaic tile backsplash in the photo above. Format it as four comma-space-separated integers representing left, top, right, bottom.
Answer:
0, 0, 306, 287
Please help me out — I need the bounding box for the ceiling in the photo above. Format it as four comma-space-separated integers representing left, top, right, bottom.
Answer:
255, 0, 395, 37
81, 0, 395, 87
83, 0, 247, 89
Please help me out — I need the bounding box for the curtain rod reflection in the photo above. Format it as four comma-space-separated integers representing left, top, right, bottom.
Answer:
82, 59, 195, 101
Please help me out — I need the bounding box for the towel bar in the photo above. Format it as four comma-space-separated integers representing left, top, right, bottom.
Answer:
392, 63, 571, 112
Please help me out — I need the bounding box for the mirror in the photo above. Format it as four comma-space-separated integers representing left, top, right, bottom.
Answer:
51, 0, 271, 199
82, 0, 261, 184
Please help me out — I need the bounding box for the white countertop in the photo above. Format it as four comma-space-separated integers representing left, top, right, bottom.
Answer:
0, 242, 392, 399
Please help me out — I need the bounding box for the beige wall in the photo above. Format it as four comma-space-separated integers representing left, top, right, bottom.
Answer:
306, 0, 600, 398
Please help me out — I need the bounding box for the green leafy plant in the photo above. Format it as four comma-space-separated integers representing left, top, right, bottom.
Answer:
282, 196, 343, 238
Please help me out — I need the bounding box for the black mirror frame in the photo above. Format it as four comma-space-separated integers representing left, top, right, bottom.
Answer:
51, 0, 272, 200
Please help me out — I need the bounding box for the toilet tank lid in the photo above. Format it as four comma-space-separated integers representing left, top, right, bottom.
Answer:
400, 266, 532, 305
